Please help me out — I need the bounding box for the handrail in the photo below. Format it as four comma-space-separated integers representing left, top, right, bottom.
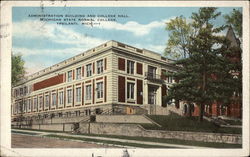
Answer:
145, 72, 164, 83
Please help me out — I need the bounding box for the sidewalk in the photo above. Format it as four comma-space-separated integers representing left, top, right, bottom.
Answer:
12, 129, 209, 149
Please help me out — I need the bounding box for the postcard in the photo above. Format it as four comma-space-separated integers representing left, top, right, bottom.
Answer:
0, 1, 249, 157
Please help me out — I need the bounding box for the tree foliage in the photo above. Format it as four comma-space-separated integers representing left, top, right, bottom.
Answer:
164, 16, 193, 59
224, 9, 242, 38
165, 7, 240, 121
12, 53, 25, 86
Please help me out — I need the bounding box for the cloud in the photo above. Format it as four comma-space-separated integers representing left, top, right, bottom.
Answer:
12, 46, 91, 75
13, 20, 108, 75
12, 46, 88, 57
12, 19, 169, 75
86, 18, 172, 36
13, 20, 107, 47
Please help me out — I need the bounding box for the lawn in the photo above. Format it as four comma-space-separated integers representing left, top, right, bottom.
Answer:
142, 113, 242, 134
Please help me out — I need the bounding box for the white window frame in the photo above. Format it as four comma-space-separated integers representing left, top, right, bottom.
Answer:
28, 99, 31, 111
33, 97, 37, 111
18, 102, 22, 113
76, 67, 81, 80
96, 82, 103, 99
68, 70, 73, 82
52, 93, 57, 107
97, 59, 104, 74
76, 87, 82, 103
45, 95, 49, 108
127, 60, 135, 74
23, 100, 27, 113
86, 64, 92, 77
127, 82, 135, 99
86, 85, 92, 100
67, 89, 72, 104
58, 91, 64, 106
39, 96, 43, 109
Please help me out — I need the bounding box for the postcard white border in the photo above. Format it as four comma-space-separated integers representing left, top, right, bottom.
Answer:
1, 1, 249, 157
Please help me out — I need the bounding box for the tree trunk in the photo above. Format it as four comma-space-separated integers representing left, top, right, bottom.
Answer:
199, 103, 204, 122
188, 103, 192, 117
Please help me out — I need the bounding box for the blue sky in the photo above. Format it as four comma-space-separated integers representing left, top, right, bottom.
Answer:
12, 7, 241, 75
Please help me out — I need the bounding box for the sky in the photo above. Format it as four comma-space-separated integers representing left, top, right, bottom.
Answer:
12, 7, 241, 75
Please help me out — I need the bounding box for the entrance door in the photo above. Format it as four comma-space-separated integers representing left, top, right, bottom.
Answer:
148, 85, 158, 105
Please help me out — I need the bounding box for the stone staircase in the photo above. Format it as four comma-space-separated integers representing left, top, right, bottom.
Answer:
166, 105, 183, 116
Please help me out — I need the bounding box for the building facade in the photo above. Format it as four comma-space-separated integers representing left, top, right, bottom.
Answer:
11, 41, 179, 122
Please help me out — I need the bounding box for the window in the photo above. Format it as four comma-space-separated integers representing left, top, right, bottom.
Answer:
33, 98, 37, 110
23, 100, 27, 112
24, 87, 27, 95
85, 109, 91, 115
52, 93, 57, 106
127, 82, 135, 99
127, 60, 134, 74
95, 108, 101, 114
86, 85, 92, 100
39, 96, 43, 108
76, 87, 81, 102
58, 112, 63, 117
59, 91, 64, 105
76, 67, 81, 80
45, 95, 49, 107
14, 89, 18, 97
68, 70, 72, 82
20, 88, 23, 96
75, 110, 80, 116
168, 76, 173, 83
18, 102, 22, 113
96, 82, 103, 99
66, 112, 71, 117
86, 64, 92, 77
148, 66, 157, 75
28, 99, 31, 110
167, 72, 173, 83
67, 89, 72, 103
97, 60, 104, 74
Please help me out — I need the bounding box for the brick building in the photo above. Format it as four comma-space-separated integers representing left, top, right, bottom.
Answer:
11, 40, 179, 122
182, 27, 242, 119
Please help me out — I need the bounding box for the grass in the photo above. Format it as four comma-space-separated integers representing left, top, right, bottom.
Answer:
74, 133, 241, 148
223, 119, 242, 125
142, 113, 242, 134
44, 134, 175, 148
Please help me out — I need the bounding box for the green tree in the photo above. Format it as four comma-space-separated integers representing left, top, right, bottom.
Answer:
12, 53, 25, 86
164, 16, 193, 59
224, 9, 242, 38
166, 7, 236, 122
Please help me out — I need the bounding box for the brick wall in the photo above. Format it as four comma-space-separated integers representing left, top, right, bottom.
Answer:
137, 79, 143, 104
118, 76, 125, 102
33, 74, 64, 91
118, 58, 125, 71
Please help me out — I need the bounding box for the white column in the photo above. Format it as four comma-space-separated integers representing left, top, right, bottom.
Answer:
144, 82, 148, 105
157, 86, 162, 106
